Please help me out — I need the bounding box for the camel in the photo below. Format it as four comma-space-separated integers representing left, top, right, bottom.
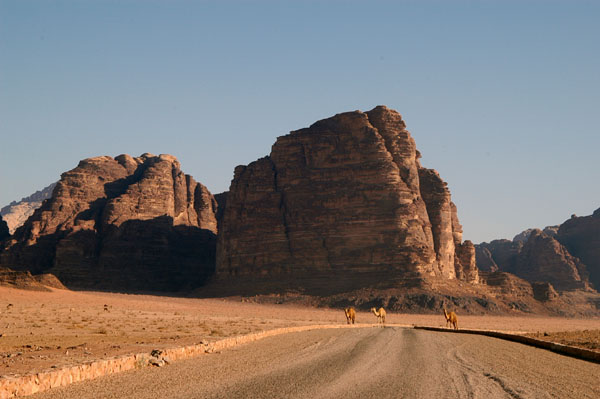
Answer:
370, 307, 386, 326
443, 307, 458, 330
344, 307, 356, 324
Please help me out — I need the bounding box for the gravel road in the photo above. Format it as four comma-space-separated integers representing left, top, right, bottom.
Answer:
31, 327, 600, 399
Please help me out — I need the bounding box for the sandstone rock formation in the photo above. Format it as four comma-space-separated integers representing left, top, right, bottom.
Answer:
0, 215, 9, 242
515, 229, 589, 291
0, 182, 56, 234
479, 271, 534, 298
557, 208, 600, 290
531, 282, 558, 302
216, 106, 478, 292
1, 154, 217, 292
0, 266, 65, 291
476, 211, 599, 292
513, 226, 559, 243
474, 246, 498, 272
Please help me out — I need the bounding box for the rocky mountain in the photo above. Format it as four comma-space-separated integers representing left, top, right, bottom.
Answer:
0, 183, 57, 234
216, 106, 479, 294
0, 215, 9, 242
515, 229, 589, 291
476, 209, 600, 292
512, 226, 559, 243
0, 153, 217, 292
557, 209, 600, 291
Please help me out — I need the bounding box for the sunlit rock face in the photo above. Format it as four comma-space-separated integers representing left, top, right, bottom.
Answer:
217, 106, 477, 289
0, 182, 57, 234
1, 153, 217, 292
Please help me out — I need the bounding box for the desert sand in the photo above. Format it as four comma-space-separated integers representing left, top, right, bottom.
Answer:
1, 286, 599, 377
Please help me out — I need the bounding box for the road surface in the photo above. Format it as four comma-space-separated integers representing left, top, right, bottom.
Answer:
32, 327, 600, 398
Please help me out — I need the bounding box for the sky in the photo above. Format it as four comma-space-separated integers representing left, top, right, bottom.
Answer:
1, 0, 598, 244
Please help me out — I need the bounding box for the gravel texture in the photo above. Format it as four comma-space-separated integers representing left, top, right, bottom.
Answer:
31, 327, 600, 399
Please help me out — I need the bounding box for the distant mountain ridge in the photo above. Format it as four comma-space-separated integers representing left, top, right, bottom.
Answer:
476, 209, 600, 292
0, 182, 57, 234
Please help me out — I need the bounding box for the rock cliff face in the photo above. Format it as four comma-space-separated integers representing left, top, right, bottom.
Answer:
0, 183, 56, 234
476, 210, 599, 292
217, 106, 478, 290
1, 154, 217, 292
515, 229, 589, 291
474, 246, 498, 272
557, 209, 600, 290
0, 215, 9, 242
476, 239, 523, 274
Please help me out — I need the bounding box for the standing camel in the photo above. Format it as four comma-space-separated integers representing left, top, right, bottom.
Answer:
344, 307, 356, 324
370, 307, 386, 326
443, 307, 458, 330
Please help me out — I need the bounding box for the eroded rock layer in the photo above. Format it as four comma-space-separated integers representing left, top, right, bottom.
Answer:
0, 182, 56, 234
1, 154, 217, 291
516, 229, 589, 291
557, 209, 600, 290
217, 106, 478, 289
476, 209, 599, 292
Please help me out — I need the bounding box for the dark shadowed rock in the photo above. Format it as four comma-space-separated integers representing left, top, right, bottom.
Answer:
1, 154, 217, 292
479, 271, 534, 297
0, 215, 9, 242
557, 208, 600, 290
476, 239, 523, 274
514, 229, 589, 291
477, 209, 599, 293
531, 282, 559, 302
475, 246, 498, 272
216, 106, 477, 292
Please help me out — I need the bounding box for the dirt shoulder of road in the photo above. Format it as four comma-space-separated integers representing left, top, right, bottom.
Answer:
526, 329, 600, 351
1, 286, 599, 377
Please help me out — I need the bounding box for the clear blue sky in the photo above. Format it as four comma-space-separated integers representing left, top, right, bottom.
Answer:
1, 0, 598, 243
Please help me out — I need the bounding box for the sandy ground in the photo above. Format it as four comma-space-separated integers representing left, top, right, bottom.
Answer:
30, 328, 600, 399
1, 286, 599, 377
